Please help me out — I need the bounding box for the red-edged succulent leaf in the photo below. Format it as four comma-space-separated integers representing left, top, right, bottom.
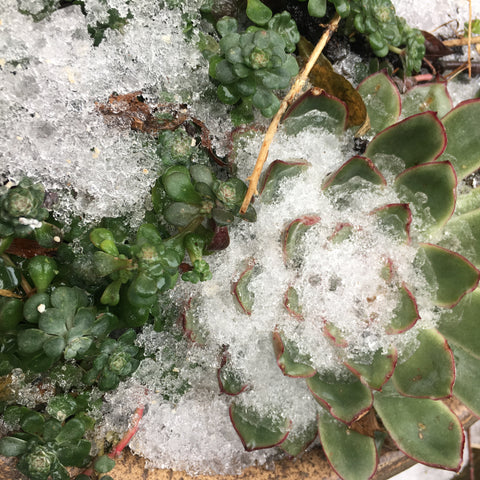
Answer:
306, 372, 373, 425
357, 70, 401, 135
279, 420, 318, 457
401, 82, 453, 119
392, 329, 454, 399
322, 156, 386, 192
394, 161, 456, 235
370, 203, 412, 243
327, 223, 354, 244
323, 320, 348, 348
282, 87, 348, 135
283, 286, 303, 320
451, 342, 480, 417
386, 283, 420, 334
440, 98, 480, 179
272, 330, 316, 378
344, 347, 397, 391
437, 287, 480, 360
318, 412, 378, 480
218, 351, 248, 396
374, 382, 464, 472
439, 208, 480, 268
229, 402, 291, 451
365, 111, 447, 176
181, 298, 207, 345
455, 186, 480, 216
232, 259, 256, 315
416, 243, 480, 308
259, 159, 310, 203
282, 215, 320, 266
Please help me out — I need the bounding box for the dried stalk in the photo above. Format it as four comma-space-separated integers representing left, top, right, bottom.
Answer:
240, 14, 341, 214
443, 36, 480, 47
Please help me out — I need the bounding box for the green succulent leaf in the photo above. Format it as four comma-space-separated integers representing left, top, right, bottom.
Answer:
282, 215, 320, 267
0, 297, 23, 331
450, 343, 480, 417
357, 70, 401, 134
283, 88, 348, 135
218, 353, 247, 395
56, 418, 86, 444
229, 402, 290, 451
345, 347, 397, 391
437, 287, 480, 359
162, 169, 202, 204
322, 156, 386, 192
246, 0, 272, 26
259, 159, 310, 203
272, 330, 316, 378
401, 83, 453, 118
232, 260, 255, 315
392, 329, 454, 398
306, 371, 373, 424
56, 439, 91, 467
318, 413, 378, 480
387, 284, 420, 334
365, 111, 447, 176
17, 328, 48, 354
394, 161, 456, 235
374, 383, 464, 471
164, 202, 201, 227
94, 455, 116, 473
279, 420, 317, 457
21, 411, 45, 435
416, 243, 480, 308
370, 203, 411, 243
216, 16, 237, 37
0, 436, 28, 457
440, 99, 480, 179
283, 285, 303, 320
28, 256, 58, 293
39, 308, 67, 336
307, 0, 327, 17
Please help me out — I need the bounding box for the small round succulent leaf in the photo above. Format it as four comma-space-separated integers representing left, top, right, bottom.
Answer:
189, 165, 215, 188
371, 203, 412, 243
229, 402, 290, 451
307, 0, 327, 17
182, 299, 208, 345
56, 439, 91, 467
318, 412, 378, 480
440, 99, 480, 179
164, 202, 201, 227
437, 287, 480, 359
357, 70, 401, 134
365, 111, 447, 176
218, 355, 247, 395
345, 347, 397, 391
402, 83, 453, 118
232, 260, 255, 315
0, 297, 23, 331
38, 308, 67, 336
246, 0, 272, 25
272, 330, 316, 378
47, 395, 78, 421
23, 293, 51, 324
283, 88, 348, 135
94, 455, 116, 473
21, 411, 45, 435
282, 215, 320, 267
64, 337, 93, 360
322, 156, 386, 191
450, 343, 480, 417
56, 418, 86, 444
216, 16, 238, 37
162, 171, 202, 205
387, 284, 420, 334
259, 159, 310, 203
394, 161, 456, 235
328, 223, 354, 244
373, 384, 464, 471
43, 336, 66, 359
306, 372, 373, 424
28, 256, 58, 293
0, 436, 28, 457
17, 328, 48, 354
42, 419, 62, 442
416, 243, 480, 308
323, 321, 348, 348
392, 329, 454, 399
279, 420, 317, 457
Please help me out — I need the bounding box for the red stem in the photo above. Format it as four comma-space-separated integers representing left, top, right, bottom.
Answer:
108, 406, 145, 459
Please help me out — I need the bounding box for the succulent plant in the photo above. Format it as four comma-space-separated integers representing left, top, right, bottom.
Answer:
180, 73, 480, 479
206, 5, 300, 124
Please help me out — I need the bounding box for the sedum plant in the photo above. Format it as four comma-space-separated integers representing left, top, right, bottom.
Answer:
180, 73, 480, 479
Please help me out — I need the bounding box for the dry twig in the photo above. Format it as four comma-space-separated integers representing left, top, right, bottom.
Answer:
239, 14, 341, 214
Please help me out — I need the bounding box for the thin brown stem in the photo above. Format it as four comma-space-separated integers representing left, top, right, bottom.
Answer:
239, 14, 341, 214
443, 36, 480, 47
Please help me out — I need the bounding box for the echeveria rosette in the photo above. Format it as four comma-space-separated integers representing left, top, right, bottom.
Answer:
182, 73, 480, 479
